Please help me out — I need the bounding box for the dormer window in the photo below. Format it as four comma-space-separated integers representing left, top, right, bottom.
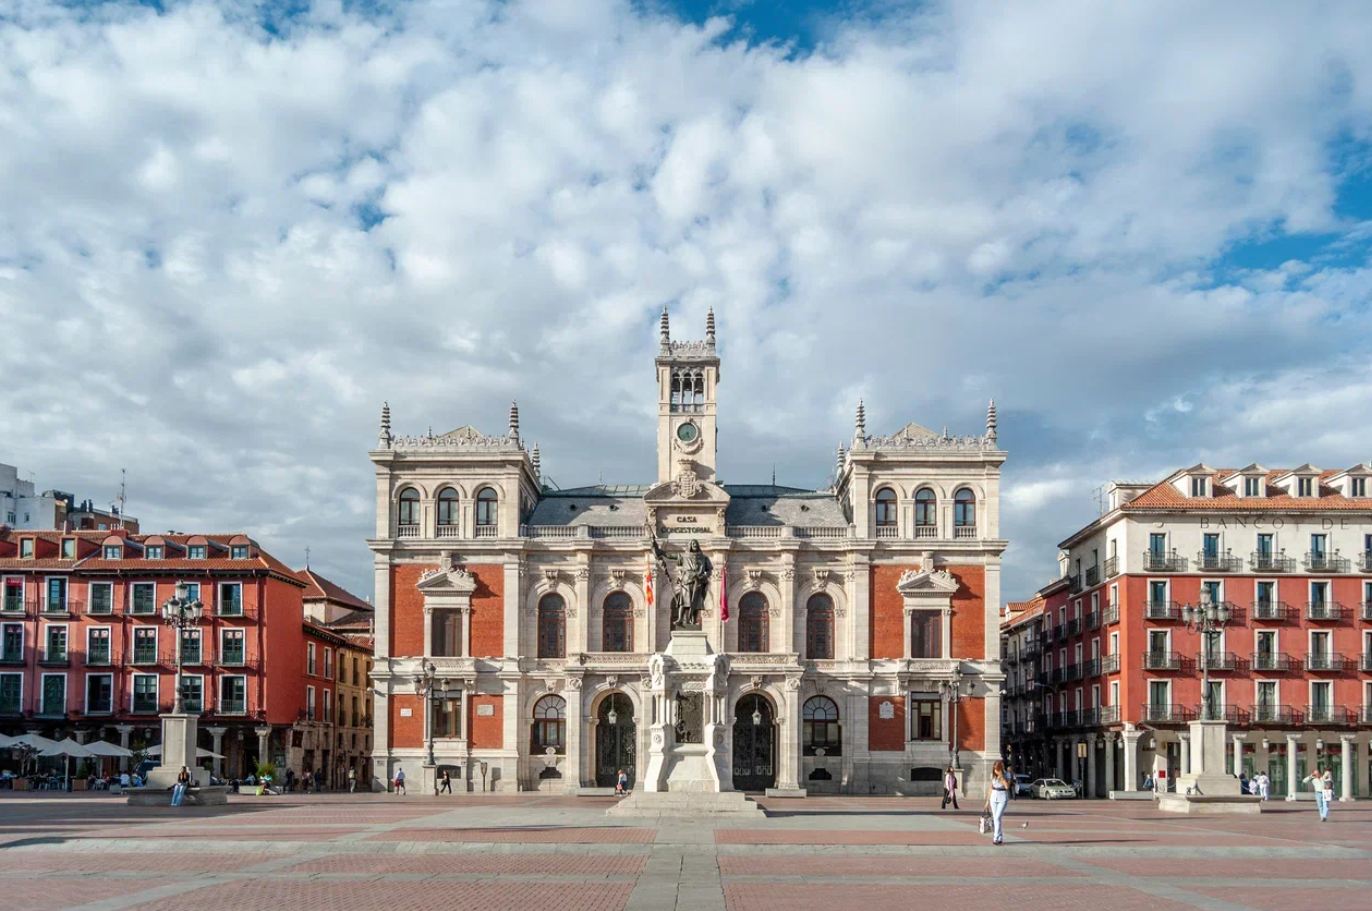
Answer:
103, 545, 121, 560
146, 546, 163, 560
1243, 477, 1261, 497
189, 545, 207, 560
1352, 478, 1367, 498
61, 539, 76, 559
1297, 477, 1314, 497
19, 539, 33, 558
230, 545, 249, 560
1190, 476, 1209, 497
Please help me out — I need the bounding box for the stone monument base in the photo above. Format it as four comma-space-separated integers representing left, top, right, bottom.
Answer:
1157, 793, 1262, 814
127, 786, 230, 807
606, 790, 765, 819
145, 713, 200, 791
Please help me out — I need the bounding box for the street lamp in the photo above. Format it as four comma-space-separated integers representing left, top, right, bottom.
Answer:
161, 582, 204, 714
412, 660, 439, 767
1182, 594, 1232, 721
941, 668, 973, 768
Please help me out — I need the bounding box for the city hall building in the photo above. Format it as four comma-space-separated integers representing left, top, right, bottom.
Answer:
367, 310, 1007, 795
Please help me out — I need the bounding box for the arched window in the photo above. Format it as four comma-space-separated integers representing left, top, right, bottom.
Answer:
531, 694, 566, 754
537, 594, 565, 658
671, 374, 682, 409
875, 488, 897, 527
805, 593, 834, 660
602, 592, 633, 652
915, 488, 937, 528
693, 372, 704, 407
397, 488, 420, 528
437, 488, 459, 528
803, 695, 841, 756
738, 592, 768, 653
954, 488, 976, 528
476, 487, 498, 527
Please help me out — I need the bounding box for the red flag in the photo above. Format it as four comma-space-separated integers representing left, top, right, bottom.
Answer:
720, 564, 729, 623
645, 553, 654, 607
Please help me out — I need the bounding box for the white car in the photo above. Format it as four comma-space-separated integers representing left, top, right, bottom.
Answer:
1031, 778, 1076, 799
1012, 774, 1034, 797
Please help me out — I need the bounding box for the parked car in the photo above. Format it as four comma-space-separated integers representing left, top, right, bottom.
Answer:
1031, 778, 1077, 799
1012, 774, 1034, 797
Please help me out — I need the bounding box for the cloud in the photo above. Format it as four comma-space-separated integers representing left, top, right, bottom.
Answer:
2, 0, 1371, 599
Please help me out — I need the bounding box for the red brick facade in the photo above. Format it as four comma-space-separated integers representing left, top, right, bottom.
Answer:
388, 564, 504, 659
388, 564, 434, 657
389, 693, 424, 748
469, 694, 503, 749
957, 697, 985, 751
870, 564, 986, 660
467, 566, 504, 659
867, 695, 906, 751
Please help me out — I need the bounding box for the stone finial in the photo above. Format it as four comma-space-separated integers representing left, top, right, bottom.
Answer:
706, 307, 716, 348
986, 399, 997, 441
659, 307, 670, 350
531, 443, 541, 479
427, 425, 433, 438
835, 441, 845, 485
855, 400, 866, 437
378, 401, 392, 449
508, 400, 520, 441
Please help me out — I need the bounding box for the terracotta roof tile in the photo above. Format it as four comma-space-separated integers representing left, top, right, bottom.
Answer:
294, 568, 372, 612
1121, 468, 1372, 511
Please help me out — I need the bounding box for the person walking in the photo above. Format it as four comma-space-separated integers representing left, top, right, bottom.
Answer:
171, 766, 191, 807
1303, 766, 1331, 821
439, 770, 453, 794
348, 767, 357, 794
1005, 764, 1017, 800
941, 766, 960, 810
314, 768, 323, 793
394, 766, 406, 795
984, 760, 1011, 845
616, 769, 628, 796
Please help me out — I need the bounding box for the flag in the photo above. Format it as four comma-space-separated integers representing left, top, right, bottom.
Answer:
720, 564, 729, 623
645, 553, 654, 607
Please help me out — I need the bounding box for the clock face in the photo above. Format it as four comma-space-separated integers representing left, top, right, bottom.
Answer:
676, 421, 699, 443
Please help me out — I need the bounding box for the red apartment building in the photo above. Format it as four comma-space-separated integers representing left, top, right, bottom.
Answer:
0, 527, 312, 777
1002, 463, 1372, 801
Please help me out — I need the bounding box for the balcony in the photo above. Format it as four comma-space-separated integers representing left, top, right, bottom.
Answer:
129, 649, 161, 667
1099, 653, 1120, 674
913, 524, 938, 539
1065, 663, 1082, 682
1081, 658, 1100, 678
1305, 652, 1347, 672
1143, 550, 1187, 573
1361, 601, 1372, 621
1062, 709, 1080, 728
0, 651, 22, 666
875, 526, 898, 539
1084, 565, 1100, 588
1102, 603, 1119, 625
1098, 705, 1120, 724
1250, 704, 1297, 725
1142, 703, 1192, 724
1197, 651, 1237, 671
953, 525, 977, 539
1146, 600, 1178, 620
38, 652, 70, 667
1251, 551, 1295, 573
1250, 652, 1292, 673
41, 600, 77, 617
1067, 618, 1082, 637
1141, 650, 1182, 671
1068, 574, 1083, 594
1359, 550, 1372, 573
1085, 611, 1101, 631
85, 651, 114, 667
1104, 555, 1119, 579
1196, 703, 1244, 723
1306, 601, 1345, 621
474, 525, 498, 538
1304, 552, 1350, 573
0, 595, 25, 615
435, 524, 461, 538
1050, 666, 1064, 684
1362, 652, 1372, 672
217, 700, 248, 716
1362, 706, 1372, 724
1252, 600, 1289, 621
1303, 705, 1354, 726
1195, 551, 1241, 573
1079, 707, 1099, 726
397, 524, 420, 538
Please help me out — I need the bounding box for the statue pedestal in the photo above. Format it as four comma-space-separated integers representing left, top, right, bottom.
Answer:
146, 713, 199, 790
609, 631, 763, 818
1158, 720, 1260, 815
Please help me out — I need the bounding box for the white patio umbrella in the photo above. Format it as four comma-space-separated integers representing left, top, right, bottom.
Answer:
83, 741, 134, 758
0, 733, 15, 748
145, 745, 225, 760
39, 738, 97, 789
11, 733, 60, 751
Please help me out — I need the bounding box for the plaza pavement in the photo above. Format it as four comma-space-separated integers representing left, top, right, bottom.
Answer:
0, 791, 1369, 911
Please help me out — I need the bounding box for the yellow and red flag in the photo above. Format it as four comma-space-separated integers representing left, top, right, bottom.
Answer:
645, 553, 654, 607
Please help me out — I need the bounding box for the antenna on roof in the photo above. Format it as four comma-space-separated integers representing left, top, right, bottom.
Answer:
114, 469, 127, 527
305, 546, 311, 568
1091, 484, 1107, 516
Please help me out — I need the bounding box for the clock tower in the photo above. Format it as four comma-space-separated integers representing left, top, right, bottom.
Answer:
655, 307, 720, 484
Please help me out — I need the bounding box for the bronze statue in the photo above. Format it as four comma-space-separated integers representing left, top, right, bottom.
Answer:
652, 537, 712, 630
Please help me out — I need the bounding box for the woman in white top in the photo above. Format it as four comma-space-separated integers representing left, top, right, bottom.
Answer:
984, 760, 1011, 845
1302, 766, 1331, 821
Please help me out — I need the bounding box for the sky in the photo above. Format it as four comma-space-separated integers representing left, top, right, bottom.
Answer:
2, 0, 1372, 604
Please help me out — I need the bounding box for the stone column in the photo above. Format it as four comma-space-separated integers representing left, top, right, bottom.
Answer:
849, 554, 871, 662
206, 726, 227, 778
116, 725, 134, 772
778, 677, 801, 792
1233, 736, 1245, 778
1085, 734, 1097, 798
564, 679, 583, 790
1122, 730, 1140, 791
779, 555, 796, 655
256, 726, 272, 771
1285, 733, 1300, 800
1340, 734, 1355, 802
1179, 732, 1191, 775
574, 564, 591, 655
1104, 734, 1116, 794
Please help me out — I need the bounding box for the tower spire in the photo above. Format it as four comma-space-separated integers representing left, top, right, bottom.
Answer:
378, 401, 392, 449
508, 400, 520, 441
706, 307, 716, 349
986, 398, 998, 442
836, 441, 845, 482
531, 442, 541, 480
659, 307, 670, 351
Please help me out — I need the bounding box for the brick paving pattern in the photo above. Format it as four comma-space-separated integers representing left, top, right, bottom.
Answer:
2, 793, 1372, 911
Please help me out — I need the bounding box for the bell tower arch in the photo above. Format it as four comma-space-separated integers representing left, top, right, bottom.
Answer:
656, 308, 720, 484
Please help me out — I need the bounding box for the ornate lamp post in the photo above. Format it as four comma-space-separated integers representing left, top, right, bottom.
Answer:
941, 667, 973, 768
161, 582, 204, 714
412, 659, 439, 767
1182, 595, 1232, 721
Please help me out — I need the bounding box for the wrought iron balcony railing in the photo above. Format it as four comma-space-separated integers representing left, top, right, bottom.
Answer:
1359, 550, 1372, 573
1103, 555, 1119, 579
1141, 650, 1182, 671
1082, 658, 1100, 678
1361, 706, 1372, 724
1304, 652, 1347, 672
1084, 566, 1100, 588
1360, 601, 1372, 621
1306, 601, 1345, 621
1196, 552, 1242, 572
0, 652, 23, 666
1102, 603, 1119, 625
1065, 663, 1082, 682
1303, 705, 1354, 725
1099, 653, 1120, 674
1098, 705, 1120, 724
1196, 703, 1244, 723
1085, 611, 1101, 631
1252, 600, 1288, 621
1250, 652, 1291, 672
1143, 703, 1192, 724
1146, 600, 1178, 620
1067, 618, 1082, 637
1362, 652, 1372, 672
1251, 551, 1295, 573
1250, 704, 1297, 724
1304, 552, 1350, 573
1197, 651, 1237, 671
1068, 574, 1083, 594
1143, 550, 1187, 573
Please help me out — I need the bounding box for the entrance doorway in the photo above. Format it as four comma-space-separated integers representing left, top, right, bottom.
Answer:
732, 693, 776, 791
595, 692, 636, 788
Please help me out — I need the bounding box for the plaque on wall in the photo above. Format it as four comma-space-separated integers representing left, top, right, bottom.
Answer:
674, 692, 704, 744
399, 708, 413, 717
476, 704, 494, 717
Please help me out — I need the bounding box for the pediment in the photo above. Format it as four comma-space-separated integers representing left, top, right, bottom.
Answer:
895, 567, 960, 596
416, 552, 478, 595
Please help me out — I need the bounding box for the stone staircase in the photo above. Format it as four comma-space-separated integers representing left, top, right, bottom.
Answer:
605, 790, 766, 819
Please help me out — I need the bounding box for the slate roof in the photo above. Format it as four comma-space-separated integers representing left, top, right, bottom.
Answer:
723, 491, 847, 528
529, 483, 846, 528
528, 496, 649, 527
